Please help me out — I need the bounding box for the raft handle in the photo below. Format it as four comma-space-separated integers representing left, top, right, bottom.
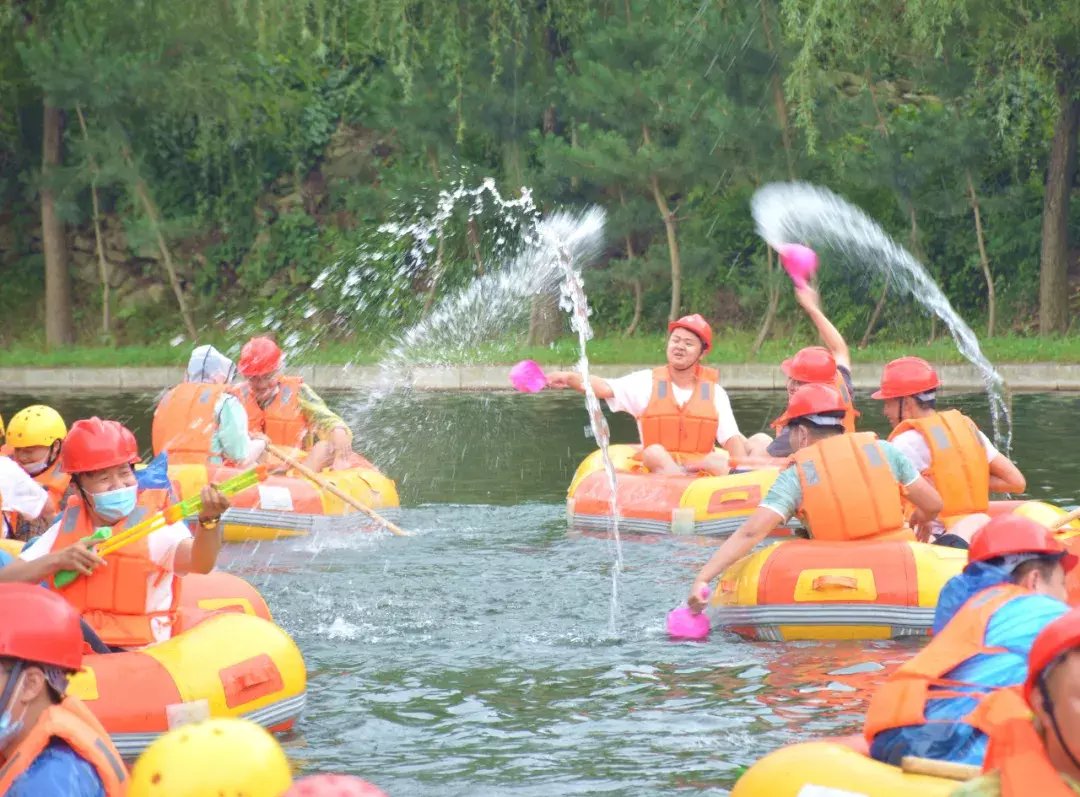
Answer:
811, 575, 860, 591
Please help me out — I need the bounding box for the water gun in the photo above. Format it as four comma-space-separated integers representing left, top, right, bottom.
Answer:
54, 467, 266, 589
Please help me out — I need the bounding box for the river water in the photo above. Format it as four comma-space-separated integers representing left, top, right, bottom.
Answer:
4, 387, 1078, 795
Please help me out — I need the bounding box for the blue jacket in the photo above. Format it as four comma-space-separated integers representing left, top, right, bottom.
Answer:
870, 563, 1068, 766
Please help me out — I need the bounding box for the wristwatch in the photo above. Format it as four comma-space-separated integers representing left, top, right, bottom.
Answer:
198, 516, 221, 529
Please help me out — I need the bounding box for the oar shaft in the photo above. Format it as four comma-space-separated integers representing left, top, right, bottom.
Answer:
1050, 506, 1080, 530
266, 445, 410, 537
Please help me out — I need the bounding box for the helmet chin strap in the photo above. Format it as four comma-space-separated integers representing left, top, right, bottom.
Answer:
1041, 677, 1080, 775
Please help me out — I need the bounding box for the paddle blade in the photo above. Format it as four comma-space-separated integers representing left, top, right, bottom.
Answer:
778, 244, 819, 289
509, 360, 548, 393
666, 587, 712, 640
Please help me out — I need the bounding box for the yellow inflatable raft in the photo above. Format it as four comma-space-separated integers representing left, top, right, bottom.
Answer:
732, 739, 964, 796
169, 460, 399, 541
566, 445, 781, 536
72, 610, 306, 759
709, 539, 967, 640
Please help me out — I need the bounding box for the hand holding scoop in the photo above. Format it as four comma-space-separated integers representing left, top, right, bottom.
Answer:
778, 244, 819, 289
666, 585, 712, 640
509, 359, 548, 393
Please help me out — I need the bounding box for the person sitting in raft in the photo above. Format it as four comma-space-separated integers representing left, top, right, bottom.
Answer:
864, 515, 1071, 768
234, 336, 362, 472
152, 344, 266, 467
953, 604, 1080, 796
545, 314, 746, 476
745, 284, 857, 459
0, 455, 50, 543
0, 582, 128, 796
687, 383, 944, 608
4, 405, 72, 540
0, 417, 230, 649
871, 356, 1026, 546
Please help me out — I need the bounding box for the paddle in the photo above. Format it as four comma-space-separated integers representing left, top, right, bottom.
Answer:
666, 585, 712, 640
900, 755, 980, 781
1050, 506, 1080, 530
265, 444, 411, 537
509, 359, 548, 393
54, 467, 267, 588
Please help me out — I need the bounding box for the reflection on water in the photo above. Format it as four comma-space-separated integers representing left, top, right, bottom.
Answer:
1, 388, 1077, 794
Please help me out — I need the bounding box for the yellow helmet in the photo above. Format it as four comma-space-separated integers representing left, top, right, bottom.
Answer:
6, 405, 67, 449
128, 718, 293, 796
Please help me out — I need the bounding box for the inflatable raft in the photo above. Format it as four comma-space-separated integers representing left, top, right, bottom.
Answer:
169, 459, 399, 541
732, 737, 965, 796
70, 608, 305, 759
566, 445, 781, 536
709, 538, 967, 640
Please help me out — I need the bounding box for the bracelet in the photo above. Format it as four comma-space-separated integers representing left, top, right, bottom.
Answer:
198, 516, 221, 529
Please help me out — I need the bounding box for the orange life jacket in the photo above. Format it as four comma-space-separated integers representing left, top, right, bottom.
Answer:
864, 584, 1029, 741
889, 409, 990, 524
638, 366, 721, 456
234, 375, 310, 449
35, 458, 71, 519
152, 381, 234, 465
792, 431, 912, 542
48, 488, 180, 648
976, 688, 1078, 796
0, 695, 127, 795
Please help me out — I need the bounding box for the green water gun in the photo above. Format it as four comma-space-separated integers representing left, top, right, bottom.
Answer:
54, 466, 266, 589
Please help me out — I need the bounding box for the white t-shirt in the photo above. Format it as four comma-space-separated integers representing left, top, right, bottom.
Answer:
21, 518, 192, 644
605, 369, 742, 445
889, 428, 999, 474
0, 457, 49, 538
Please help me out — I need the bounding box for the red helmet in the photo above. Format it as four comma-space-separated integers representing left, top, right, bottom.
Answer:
668, 314, 713, 353
968, 515, 1077, 570
772, 383, 848, 428
284, 775, 389, 797
871, 356, 940, 400
1025, 607, 1080, 704
781, 346, 837, 384
0, 583, 84, 670
238, 336, 283, 377
59, 417, 141, 474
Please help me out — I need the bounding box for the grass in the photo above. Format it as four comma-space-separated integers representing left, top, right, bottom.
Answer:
1, 332, 1079, 368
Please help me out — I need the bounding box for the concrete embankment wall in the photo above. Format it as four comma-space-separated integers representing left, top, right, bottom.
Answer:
0, 363, 1077, 392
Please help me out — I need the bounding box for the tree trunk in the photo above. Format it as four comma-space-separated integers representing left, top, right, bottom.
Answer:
527, 293, 561, 345
624, 277, 643, 338
860, 279, 889, 348
642, 126, 682, 322
965, 171, 996, 337
123, 147, 198, 340
1039, 72, 1079, 335
759, 0, 795, 180
467, 217, 484, 276
41, 103, 74, 346
751, 247, 780, 356
75, 106, 110, 338
422, 234, 446, 315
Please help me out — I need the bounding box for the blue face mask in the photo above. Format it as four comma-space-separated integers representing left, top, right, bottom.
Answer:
0, 666, 26, 749
91, 485, 138, 523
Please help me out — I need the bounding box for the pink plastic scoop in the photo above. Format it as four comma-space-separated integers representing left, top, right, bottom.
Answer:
666, 586, 712, 640
509, 359, 548, 393
778, 243, 819, 289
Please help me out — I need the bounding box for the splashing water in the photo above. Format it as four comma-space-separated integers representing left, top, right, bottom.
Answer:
543, 210, 625, 634
751, 182, 1011, 451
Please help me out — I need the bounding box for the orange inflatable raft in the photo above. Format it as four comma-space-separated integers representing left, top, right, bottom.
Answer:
70, 571, 306, 759
708, 538, 968, 641
567, 445, 781, 536
731, 735, 965, 796
169, 457, 399, 541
